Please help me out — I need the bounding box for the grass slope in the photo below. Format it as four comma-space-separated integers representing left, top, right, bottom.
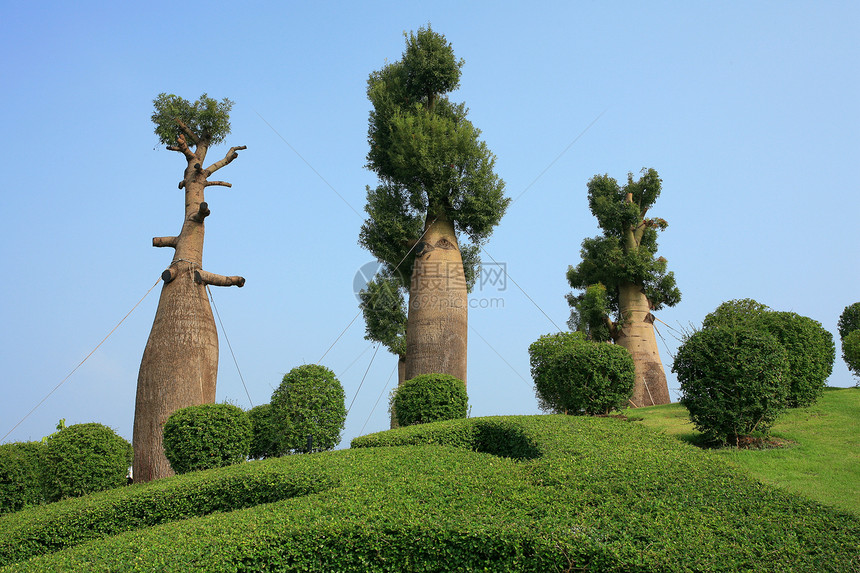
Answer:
0, 415, 858, 571
624, 387, 860, 515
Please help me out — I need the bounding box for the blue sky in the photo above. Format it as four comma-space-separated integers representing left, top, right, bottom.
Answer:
1, 1, 858, 448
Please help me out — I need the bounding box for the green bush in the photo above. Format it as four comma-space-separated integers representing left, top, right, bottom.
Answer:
842, 329, 860, 381
837, 302, 860, 340
754, 311, 834, 407
162, 403, 251, 475
674, 327, 789, 445
0, 442, 45, 514
392, 373, 468, 426
529, 332, 634, 415
41, 423, 132, 502
271, 364, 347, 453
702, 299, 834, 407
247, 403, 281, 460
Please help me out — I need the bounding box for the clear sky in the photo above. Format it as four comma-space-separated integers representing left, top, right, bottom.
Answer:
1, 1, 857, 448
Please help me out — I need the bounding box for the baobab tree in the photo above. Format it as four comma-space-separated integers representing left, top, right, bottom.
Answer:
133, 93, 245, 482
360, 26, 508, 385
567, 168, 681, 407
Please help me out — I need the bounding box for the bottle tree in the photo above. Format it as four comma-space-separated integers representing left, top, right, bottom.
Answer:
566, 168, 680, 406
133, 94, 246, 482
360, 26, 508, 385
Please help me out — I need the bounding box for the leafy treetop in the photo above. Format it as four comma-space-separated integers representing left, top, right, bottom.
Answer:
151, 93, 233, 148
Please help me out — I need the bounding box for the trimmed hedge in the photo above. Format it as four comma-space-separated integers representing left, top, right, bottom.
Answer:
162, 403, 251, 474
392, 373, 468, 426
2, 416, 859, 572
674, 326, 789, 445
271, 364, 347, 453
0, 442, 45, 514
247, 403, 280, 460
529, 332, 634, 414
41, 423, 132, 502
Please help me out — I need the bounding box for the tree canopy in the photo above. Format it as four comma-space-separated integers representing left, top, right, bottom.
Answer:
567, 168, 680, 340
151, 93, 233, 148
360, 25, 508, 278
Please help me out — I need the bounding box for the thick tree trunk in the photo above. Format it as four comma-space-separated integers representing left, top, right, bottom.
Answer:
615, 283, 671, 407
133, 141, 244, 483
132, 261, 218, 482
405, 214, 468, 385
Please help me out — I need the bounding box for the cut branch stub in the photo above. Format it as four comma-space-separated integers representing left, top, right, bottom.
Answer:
153, 236, 179, 248
194, 269, 245, 287
189, 202, 210, 223
161, 267, 178, 283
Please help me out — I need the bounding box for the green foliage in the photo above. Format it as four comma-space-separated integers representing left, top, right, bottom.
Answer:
529, 332, 635, 415
151, 93, 233, 147
360, 24, 508, 288
359, 267, 408, 357
842, 330, 860, 381
5, 415, 859, 572
0, 458, 336, 567
674, 327, 790, 445
0, 442, 45, 514
162, 403, 251, 474
270, 364, 347, 453
567, 169, 680, 332
701, 297, 771, 329
41, 423, 132, 502
392, 373, 468, 426
837, 302, 860, 340
700, 299, 835, 407
246, 404, 280, 460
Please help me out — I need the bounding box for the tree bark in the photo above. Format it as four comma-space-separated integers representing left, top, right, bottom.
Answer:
405, 213, 468, 385
389, 354, 407, 429
133, 142, 243, 483
615, 283, 671, 407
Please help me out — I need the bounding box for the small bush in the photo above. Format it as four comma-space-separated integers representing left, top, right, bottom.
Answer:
247, 404, 280, 460
392, 373, 468, 426
529, 332, 634, 415
842, 329, 860, 382
753, 311, 834, 407
162, 403, 251, 474
271, 364, 347, 453
837, 302, 860, 340
674, 327, 789, 445
41, 423, 132, 502
701, 298, 771, 329
0, 442, 45, 514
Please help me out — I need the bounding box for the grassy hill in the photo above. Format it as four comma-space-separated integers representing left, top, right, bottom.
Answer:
625, 386, 860, 515
0, 397, 858, 571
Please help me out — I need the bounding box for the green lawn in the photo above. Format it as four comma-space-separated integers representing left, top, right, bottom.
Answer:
623, 387, 860, 515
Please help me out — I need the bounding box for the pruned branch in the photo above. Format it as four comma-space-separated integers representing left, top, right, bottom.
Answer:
204, 180, 232, 188
204, 145, 247, 175
189, 202, 210, 223
153, 236, 179, 248
166, 134, 196, 160
161, 267, 178, 283
173, 117, 199, 146
194, 269, 245, 287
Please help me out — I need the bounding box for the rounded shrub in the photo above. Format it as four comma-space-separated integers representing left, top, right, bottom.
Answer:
842, 329, 860, 381
701, 298, 770, 330
162, 403, 251, 474
393, 373, 468, 426
673, 327, 789, 446
529, 332, 635, 415
753, 311, 834, 407
0, 441, 46, 513
271, 364, 347, 453
42, 423, 132, 501
247, 403, 281, 460
837, 302, 860, 340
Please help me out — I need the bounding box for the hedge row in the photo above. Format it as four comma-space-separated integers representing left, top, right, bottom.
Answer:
0, 458, 337, 566
3, 416, 859, 572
